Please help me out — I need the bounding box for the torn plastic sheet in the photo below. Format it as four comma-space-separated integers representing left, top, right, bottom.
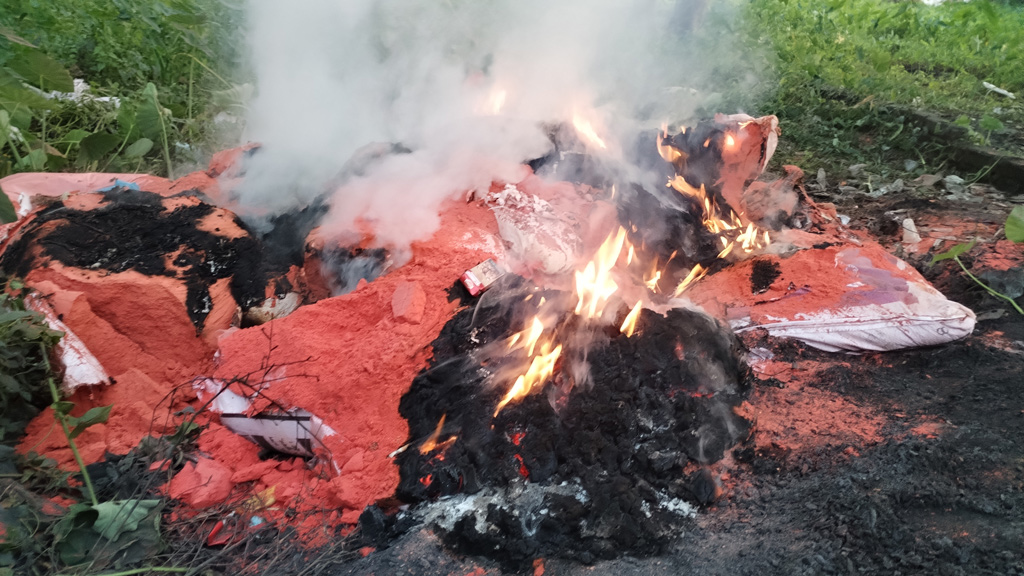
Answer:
195, 378, 336, 458
24, 294, 110, 392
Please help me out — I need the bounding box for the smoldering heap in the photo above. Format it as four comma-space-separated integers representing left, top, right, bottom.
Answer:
392, 278, 751, 565
369, 116, 792, 566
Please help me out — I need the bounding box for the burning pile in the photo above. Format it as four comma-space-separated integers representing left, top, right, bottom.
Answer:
1, 108, 976, 571
373, 116, 791, 564
395, 287, 750, 563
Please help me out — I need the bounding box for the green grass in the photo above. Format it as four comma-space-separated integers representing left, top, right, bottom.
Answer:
746, 0, 1024, 180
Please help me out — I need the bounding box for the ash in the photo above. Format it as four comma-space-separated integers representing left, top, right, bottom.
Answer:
388, 277, 752, 566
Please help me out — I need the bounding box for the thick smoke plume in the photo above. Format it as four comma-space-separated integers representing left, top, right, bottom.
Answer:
240, 0, 760, 248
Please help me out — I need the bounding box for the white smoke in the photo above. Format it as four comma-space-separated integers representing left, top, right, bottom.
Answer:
240, 0, 758, 248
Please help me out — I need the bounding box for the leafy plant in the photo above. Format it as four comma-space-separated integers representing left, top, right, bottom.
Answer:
930, 206, 1024, 315
0, 0, 244, 179
0, 279, 63, 444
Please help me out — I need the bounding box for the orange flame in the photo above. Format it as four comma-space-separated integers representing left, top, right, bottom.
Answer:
620, 300, 642, 337
419, 414, 456, 454
658, 131, 771, 261
674, 264, 709, 297
573, 115, 607, 149
494, 340, 562, 416
419, 414, 445, 454
657, 126, 682, 163
574, 228, 627, 320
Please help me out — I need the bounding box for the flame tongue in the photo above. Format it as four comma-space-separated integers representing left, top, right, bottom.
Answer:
495, 339, 562, 417
574, 228, 627, 321
658, 127, 771, 264
620, 300, 642, 337
573, 115, 608, 150
420, 414, 457, 455
493, 122, 776, 418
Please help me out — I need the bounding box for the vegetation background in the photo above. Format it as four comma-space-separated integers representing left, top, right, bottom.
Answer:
0, 0, 1022, 183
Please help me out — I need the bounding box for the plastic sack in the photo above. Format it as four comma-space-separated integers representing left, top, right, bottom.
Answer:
685, 241, 976, 353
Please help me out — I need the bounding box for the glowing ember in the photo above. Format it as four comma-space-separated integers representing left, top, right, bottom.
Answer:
572, 115, 607, 149
620, 300, 642, 337
514, 454, 529, 478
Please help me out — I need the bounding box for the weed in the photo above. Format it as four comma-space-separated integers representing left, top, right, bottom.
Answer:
930, 206, 1024, 315
0, 279, 62, 444
0, 0, 244, 179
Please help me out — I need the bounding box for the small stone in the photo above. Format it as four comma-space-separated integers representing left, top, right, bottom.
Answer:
904, 159, 919, 172
849, 164, 868, 177
816, 168, 828, 189
392, 281, 426, 324
902, 218, 921, 245
890, 179, 905, 194
342, 451, 365, 473
944, 174, 965, 186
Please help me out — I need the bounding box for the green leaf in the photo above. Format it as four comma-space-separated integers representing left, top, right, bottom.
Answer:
167, 13, 207, 26
931, 241, 976, 264
0, 310, 35, 324
0, 108, 8, 151
19, 148, 46, 170
979, 115, 1005, 133
0, 184, 15, 224
52, 400, 75, 416
53, 503, 101, 564
6, 45, 74, 92
136, 83, 167, 143
1006, 206, 1024, 243
953, 115, 972, 128
77, 132, 121, 165
53, 503, 98, 539
0, 26, 36, 48
54, 129, 91, 146
92, 499, 160, 542
124, 138, 153, 159
0, 69, 52, 120
66, 404, 113, 439
869, 49, 891, 73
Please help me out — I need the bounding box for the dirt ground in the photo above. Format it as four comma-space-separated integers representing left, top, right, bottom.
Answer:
335, 188, 1024, 575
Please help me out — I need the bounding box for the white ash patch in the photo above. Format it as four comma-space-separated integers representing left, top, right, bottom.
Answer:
418, 480, 591, 538
458, 230, 505, 260
657, 491, 698, 518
